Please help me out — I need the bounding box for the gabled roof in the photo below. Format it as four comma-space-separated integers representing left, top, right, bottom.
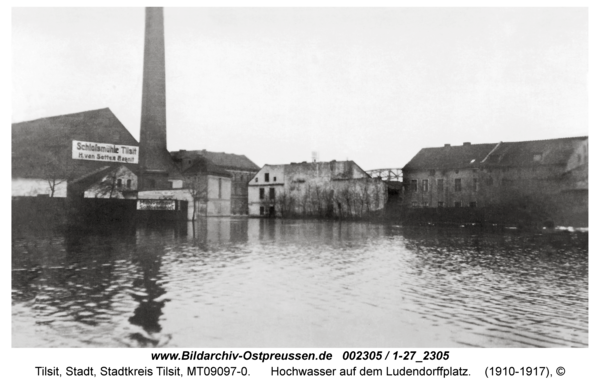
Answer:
69, 164, 134, 189
12, 108, 140, 180
403, 143, 497, 171
12, 108, 139, 150
482, 137, 587, 167
172, 149, 260, 171
182, 156, 232, 178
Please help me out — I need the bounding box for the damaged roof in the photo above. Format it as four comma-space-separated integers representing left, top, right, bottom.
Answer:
482, 137, 587, 167
403, 143, 497, 171
403, 136, 587, 171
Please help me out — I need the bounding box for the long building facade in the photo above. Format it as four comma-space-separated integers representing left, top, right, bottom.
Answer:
401, 137, 588, 226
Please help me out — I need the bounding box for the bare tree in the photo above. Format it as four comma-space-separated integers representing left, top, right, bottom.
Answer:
312, 185, 324, 217
183, 174, 208, 220
275, 190, 295, 217
302, 184, 312, 216
92, 168, 120, 198
372, 180, 383, 211
33, 149, 77, 197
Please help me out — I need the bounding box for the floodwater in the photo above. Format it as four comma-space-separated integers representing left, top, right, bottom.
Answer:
12, 218, 588, 348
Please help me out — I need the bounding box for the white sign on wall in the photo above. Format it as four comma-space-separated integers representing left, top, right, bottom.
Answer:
72, 140, 139, 164
137, 200, 176, 211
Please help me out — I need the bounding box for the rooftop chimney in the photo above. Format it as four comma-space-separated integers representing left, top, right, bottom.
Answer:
463, 142, 471, 146
444, 144, 451, 147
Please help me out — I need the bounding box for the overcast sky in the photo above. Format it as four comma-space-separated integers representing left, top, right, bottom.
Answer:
12, 7, 588, 170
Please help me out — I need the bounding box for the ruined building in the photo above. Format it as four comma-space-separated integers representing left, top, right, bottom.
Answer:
249, 160, 387, 218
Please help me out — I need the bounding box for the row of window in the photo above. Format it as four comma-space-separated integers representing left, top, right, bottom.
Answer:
255, 173, 277, 183
410, 178, 479, 193
412, 201, 477, 208
259, 187, 276, 200
116, 179, 132, 189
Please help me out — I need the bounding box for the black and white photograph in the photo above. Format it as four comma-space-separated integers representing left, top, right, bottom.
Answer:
11, 5, 588, 353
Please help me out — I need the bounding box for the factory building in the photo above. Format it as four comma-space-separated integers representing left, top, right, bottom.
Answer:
12, 108, 140, 199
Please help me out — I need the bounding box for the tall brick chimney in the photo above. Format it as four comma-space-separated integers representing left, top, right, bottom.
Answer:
139, 7, 168, 189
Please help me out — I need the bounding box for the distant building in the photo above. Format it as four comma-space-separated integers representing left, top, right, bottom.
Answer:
401, 141, 496, 208
76, 165, 138, 200
248, 160, 387, 218
180, 156, 232, 217
171, 150, 260, 215
12, 108, 140, 199
401, 137, 588, 226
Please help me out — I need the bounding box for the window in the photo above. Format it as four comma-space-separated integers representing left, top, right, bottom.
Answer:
265, 173, 270, 182
454, 201, 462, 208
411, 201, 418, 207
473, 178, 479, 192
422, 180, 428, 192
259, 188, 264, 199
127, 179, 132, 189
411, 180, 418, 192
437, 179, 444, 193
455, 178, 461, 192
422, 202, 429, 207
117, 179, 122, 188
274, 177, 277, 182
438, 201, 444, 207
269, 188, 275, 200
218, 178, 222, 198
255, 178, 258, 182
148, 179, 156, 189
260, 206, 265, 215
470, 201, 477, 208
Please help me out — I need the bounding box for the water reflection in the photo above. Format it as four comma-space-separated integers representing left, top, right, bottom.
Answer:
12, 219, 587, 348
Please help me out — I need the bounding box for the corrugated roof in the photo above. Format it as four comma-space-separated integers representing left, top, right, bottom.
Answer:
172, 150, 260, 171
403, 143, 497, 171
